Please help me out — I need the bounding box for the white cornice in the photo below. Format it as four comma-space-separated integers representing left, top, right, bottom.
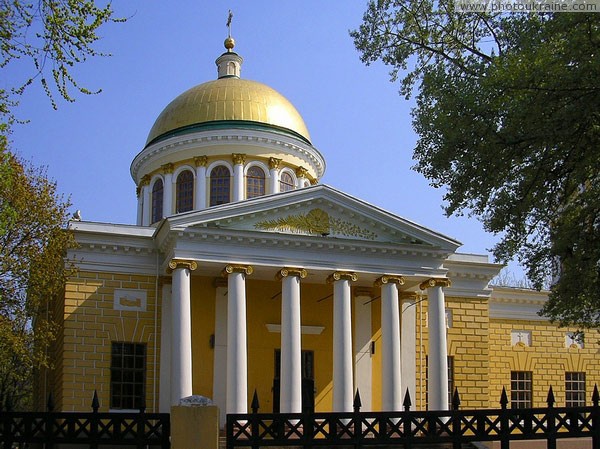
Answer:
489, 286, 549, 321
130, 128, 326, 183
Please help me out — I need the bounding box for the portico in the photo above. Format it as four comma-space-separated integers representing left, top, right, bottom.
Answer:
158, 202, 455, 420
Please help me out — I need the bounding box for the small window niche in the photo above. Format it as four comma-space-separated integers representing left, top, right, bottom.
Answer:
565, 332, 584, 349
511, 330, 532, 348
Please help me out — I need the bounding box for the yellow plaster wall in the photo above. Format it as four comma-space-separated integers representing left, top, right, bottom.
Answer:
411, 295, 490, 410
489, 319, 600, 407
58, 271, 160, 412
189, 276, 217, 399
189, 277, 335, 413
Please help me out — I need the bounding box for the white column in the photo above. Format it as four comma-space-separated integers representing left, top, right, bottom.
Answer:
141, 180, 151, 226
376, 275, 404, 411
232, 154, 245, 201
269, 157, 281, 194
421, 278, 451, 411
401, 296, 417, 407
277, 267, 307, 413
295, 166, 308, 188
136, 186, 143, 226
224, 264, 253, 414
212, 278, 228, 426
354, 288, 373, 411
328, 271, 357, 412
162, 163, 174, 217
168, 259, 197, 405
195, 156, 207, 210
158, 282, 172, 412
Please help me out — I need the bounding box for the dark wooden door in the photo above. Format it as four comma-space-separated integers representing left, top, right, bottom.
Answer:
273, 349, 315, 413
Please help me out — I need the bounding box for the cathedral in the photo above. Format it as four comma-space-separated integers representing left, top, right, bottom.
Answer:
39, 31, 600, 425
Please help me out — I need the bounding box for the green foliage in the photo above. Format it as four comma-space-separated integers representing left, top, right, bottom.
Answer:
0, 140, 76, 411
0, 0, 125, 125
352, 3, 600, 330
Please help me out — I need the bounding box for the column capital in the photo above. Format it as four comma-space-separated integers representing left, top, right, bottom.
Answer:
168, 259, 198, 272
162, 163, 174, 174
419, 278, 452, 290
194, 156, 208, 167
276, 267, 307, 280
327, 271, 358, 283
269, 157, 282, 170
222, 264, 253, 277
232, 153, 246, 165
295, 166, 308, 178
374, 275, 405, 287
140, 174, 151, 186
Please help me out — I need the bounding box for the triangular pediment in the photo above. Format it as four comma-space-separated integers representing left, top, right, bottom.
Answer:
163, 185, 461, 251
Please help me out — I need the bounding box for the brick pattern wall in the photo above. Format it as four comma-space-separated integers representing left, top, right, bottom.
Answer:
489, 319, 600, 408
415, 296, 490, 410
58, 271, 159, 411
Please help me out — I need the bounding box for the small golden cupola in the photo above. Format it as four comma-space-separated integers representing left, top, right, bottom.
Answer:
131, 24, 326, 226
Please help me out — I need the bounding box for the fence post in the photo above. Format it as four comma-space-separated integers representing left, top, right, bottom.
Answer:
43, 392, 54, 449
251, 390, 260, 449
136, 397, 146, 449
499, 387, 510, 449
592, 384, 599, 449
353, 389, 362, 449
403, 388, 412, 449
91, 390, 100, 449
546, 386, 556, 449
452, 388, 461, 449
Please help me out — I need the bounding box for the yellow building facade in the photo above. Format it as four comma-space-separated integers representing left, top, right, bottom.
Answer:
39, 36, 600, 421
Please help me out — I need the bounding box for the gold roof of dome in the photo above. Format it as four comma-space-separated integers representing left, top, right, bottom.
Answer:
146, 77, 311, 146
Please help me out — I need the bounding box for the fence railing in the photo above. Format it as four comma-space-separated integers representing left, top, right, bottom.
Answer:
227, 385, 600, 449
0, 391, 170, 449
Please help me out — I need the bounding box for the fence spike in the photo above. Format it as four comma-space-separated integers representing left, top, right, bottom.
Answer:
139, 395, 147, 413
500, 387, 508, 409
353, 389, 362, 410
592, 384, 599, 406
251, 389, 260, 413
5, 394, 13, 412
546, 386, 555, 407
452, 388, 461, 410
47, 392, 55, 412
91, 390, 100, 412
403, 388, 412, 411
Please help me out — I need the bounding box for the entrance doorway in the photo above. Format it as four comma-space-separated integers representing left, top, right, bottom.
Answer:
272, 349, 315, 413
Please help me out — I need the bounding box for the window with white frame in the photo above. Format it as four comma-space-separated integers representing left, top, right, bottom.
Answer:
565, 372, 586, 407
510, 371, 532, 408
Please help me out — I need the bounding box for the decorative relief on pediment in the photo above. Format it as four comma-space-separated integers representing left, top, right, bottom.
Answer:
254, 208, 377, 240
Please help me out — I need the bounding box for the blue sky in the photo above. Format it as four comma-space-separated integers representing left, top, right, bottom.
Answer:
5, 1, 520, 276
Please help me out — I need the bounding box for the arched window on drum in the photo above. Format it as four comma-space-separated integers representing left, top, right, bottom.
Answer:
210, 166, 231, 206
151, 178, 163, 224
176, 170, 194, 213
279, 171, 295, 192
246, 166, 266, 199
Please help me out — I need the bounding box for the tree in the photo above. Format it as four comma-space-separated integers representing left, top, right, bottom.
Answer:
0, 137, 75, 411
1, 0, 124, 125
351, 3, 600, 330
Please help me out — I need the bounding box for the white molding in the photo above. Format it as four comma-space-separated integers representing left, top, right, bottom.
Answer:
266, 324, 325, 335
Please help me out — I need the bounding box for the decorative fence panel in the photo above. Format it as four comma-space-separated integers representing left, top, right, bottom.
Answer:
0, 392, 170, 449
227, 386, 600, 449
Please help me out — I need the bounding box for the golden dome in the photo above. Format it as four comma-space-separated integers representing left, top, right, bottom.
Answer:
146, 77, 311, 145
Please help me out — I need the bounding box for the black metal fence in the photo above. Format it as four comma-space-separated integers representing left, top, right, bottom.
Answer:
227, 385, 600, 449
0, 391, 170, 449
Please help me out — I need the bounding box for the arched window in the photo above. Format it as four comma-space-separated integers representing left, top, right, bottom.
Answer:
246, 166, 265, 199
210, 166, 231, 206
176, 170, 194, 213
280, 171, 295, 192
151, 179, 163, 223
